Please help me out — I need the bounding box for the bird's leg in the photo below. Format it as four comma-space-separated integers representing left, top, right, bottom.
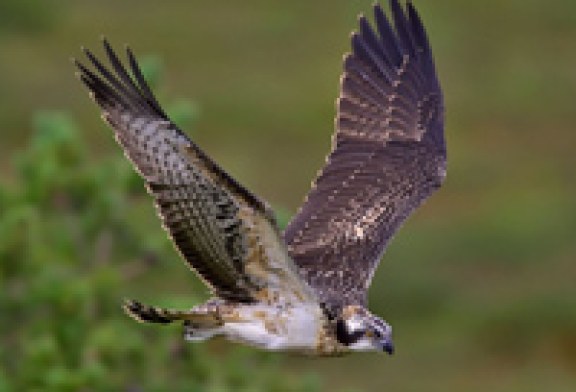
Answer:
182, 299, 234, 342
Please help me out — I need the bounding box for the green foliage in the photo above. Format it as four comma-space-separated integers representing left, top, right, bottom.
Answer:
0, 111, 319, 391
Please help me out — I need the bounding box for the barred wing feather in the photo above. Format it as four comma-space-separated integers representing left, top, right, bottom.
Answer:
75, 40, 303, 303
284, 1, 446, 310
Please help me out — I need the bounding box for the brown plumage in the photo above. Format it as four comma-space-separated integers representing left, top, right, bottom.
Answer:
284, 0, 445, 313
74, 40, 305, 304
74, 0, 445, 355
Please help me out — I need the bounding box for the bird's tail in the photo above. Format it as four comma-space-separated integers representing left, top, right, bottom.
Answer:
123, 299, 184, 324
122, 299, 224, 328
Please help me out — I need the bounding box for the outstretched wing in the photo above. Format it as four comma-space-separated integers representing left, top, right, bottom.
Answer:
75, 40, 309, 303
284, 0, 446, 310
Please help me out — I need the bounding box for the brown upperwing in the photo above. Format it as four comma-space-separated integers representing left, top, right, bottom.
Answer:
284, 1, 446, 311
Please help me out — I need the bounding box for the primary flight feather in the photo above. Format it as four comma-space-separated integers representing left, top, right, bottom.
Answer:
75, 0, 444, 356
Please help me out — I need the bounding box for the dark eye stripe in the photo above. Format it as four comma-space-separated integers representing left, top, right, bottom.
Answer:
336, 319, 365, 346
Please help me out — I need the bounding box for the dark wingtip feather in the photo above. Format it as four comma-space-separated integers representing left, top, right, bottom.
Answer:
102, 38, 115, 59
406, 1, 431, 55
124, 45, 166, 118
73, 54, 128, 109
389, 0, 417, 57
352, 23, 395, 85
358, 14, 371, 37
74, 39, 168, 119
373, 1, 403, 65
389, 0, 403, 13
102, 39, 145, 101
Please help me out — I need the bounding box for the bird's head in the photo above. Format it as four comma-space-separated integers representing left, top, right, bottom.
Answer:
335, 305, 394, 354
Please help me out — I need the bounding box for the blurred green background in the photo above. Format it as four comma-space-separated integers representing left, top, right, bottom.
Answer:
1, 0, 576, 391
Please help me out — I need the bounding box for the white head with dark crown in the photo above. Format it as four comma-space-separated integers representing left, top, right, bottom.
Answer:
336, 305, 394, 354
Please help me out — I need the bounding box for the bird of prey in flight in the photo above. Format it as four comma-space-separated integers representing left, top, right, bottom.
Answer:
74, 0, 445, 356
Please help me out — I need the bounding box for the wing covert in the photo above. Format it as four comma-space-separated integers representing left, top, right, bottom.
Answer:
284, 1, 446, 310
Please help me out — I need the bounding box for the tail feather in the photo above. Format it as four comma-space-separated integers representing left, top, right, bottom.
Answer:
123, 299, 224, 327
123, 299, 188, 324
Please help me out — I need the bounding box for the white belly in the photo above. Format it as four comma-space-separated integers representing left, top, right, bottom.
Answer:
222, 303, 324, 351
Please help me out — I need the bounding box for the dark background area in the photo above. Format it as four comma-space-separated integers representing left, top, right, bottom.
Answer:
1, 1, 575, 391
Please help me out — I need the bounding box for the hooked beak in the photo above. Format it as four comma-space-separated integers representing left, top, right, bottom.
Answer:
382, 339, 394, 355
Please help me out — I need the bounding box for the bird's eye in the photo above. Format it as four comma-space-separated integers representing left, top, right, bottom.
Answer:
336, 319, 365, 346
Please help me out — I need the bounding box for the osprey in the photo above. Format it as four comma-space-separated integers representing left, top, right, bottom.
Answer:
74, 0, 445, 356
